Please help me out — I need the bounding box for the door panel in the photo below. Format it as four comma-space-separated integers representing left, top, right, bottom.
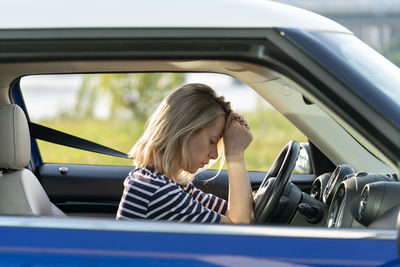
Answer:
38, 163, 315, 217
0, 219, 397, 266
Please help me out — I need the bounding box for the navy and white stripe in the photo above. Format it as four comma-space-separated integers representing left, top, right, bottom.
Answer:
116, 167, 228, 223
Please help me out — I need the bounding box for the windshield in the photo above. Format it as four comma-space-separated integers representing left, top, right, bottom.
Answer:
312, 32, 400, 109
283, 29, 400, 166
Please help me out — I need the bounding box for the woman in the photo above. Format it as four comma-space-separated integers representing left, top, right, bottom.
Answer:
116, 83, 253, 224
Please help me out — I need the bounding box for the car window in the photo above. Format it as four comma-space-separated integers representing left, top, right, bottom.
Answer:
20, 73, 307, 171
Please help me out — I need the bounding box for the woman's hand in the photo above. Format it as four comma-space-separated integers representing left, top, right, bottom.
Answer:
223, 111, 253, 158
222, 111, 254, 224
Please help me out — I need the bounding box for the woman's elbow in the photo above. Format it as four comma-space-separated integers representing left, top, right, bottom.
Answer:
221, 212, 253, 224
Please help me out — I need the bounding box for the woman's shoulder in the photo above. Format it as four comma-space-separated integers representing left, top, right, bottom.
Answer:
126, 166, 175, 188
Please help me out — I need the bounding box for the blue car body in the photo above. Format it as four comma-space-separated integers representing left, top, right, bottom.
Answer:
0, 218, 398, 266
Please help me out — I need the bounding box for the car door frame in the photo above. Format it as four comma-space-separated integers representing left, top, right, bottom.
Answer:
3, 26, 400, 262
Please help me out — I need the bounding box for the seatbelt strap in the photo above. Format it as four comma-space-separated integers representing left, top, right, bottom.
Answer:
28, 122, 129, 159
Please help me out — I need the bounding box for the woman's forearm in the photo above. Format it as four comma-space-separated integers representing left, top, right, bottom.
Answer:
225, 153, 254, 224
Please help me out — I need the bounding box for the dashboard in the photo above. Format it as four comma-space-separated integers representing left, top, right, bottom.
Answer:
308, 165, 399, 229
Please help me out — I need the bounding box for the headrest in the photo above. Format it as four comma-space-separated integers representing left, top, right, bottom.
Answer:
0, 104, 31, 169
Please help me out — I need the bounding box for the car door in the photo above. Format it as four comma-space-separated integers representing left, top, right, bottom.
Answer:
2, 20, 400, 267
0, 216, 398, 266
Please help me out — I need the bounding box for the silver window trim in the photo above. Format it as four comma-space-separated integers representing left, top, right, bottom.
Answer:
0, 216, 396, 240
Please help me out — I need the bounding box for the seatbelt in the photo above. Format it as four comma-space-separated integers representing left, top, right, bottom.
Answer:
28, 122, 129, 159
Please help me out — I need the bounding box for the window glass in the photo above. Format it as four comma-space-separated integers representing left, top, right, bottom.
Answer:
20, 73, 307, 170
313, 32, 400, 108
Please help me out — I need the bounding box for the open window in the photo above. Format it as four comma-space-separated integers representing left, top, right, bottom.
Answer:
16, 71, 310, 217
19, 72, 307, 171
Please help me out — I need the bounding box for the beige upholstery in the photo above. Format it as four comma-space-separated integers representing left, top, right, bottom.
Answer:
0, 104, 65, 216
0, 105, 30, 169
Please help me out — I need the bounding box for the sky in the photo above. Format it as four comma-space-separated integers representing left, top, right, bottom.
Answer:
20, 73, 268, 121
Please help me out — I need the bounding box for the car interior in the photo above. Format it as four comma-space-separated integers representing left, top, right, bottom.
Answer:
0, 104, 65, 216
0, 59, 398, 229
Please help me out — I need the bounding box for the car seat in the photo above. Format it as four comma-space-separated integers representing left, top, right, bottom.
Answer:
0, 104, 65, 216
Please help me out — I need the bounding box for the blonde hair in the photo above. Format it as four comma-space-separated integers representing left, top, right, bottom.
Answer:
130, 83, 231, 184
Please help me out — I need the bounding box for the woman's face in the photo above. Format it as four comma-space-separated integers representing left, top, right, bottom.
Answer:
186, 117, 225, 173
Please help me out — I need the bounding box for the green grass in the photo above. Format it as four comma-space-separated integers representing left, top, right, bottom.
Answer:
37, 109, 307, 171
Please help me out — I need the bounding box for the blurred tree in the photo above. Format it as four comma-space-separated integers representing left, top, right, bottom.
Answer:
75, 73, 185, 121
381, 35, 400, 67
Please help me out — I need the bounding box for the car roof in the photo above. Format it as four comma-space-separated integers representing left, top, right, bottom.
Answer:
1, 0, 350, 33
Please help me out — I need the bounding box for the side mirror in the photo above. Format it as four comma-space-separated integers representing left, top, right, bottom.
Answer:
294, 143, 313, 174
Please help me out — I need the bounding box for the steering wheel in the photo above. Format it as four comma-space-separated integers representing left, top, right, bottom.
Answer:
254, 140, 300, 223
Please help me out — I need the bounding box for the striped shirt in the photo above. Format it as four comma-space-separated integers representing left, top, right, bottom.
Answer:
116, 166, 228, 223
